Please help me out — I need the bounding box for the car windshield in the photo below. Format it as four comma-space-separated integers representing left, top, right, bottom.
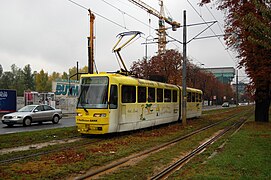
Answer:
77, 76, 109, 109
18, 105, 37, 112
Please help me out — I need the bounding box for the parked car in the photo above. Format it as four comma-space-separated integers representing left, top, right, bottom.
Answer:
222, 102, 230, 107
1, 104, 62, 127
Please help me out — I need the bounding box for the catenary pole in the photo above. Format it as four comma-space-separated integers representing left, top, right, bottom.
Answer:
88, 9, 95, 74
182, 10, 187, 126
236, 69, 238, 106
76, 61, 79, 80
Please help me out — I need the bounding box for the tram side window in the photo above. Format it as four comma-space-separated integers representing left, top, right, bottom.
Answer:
196, 93, 201, 102
109, 85, 118, 109
192, 92, 196, 102
164, 89, 171, 102
138, 86, 146, 103
198, 94, 202, 102
148, 87, 155, 102
196, 93, 200, 102
122, 85, 136, 103
187, 92, 192, 102
173, 90, 177, 102
157, 88, 163, 102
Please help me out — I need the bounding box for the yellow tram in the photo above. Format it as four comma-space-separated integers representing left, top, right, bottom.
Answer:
76, 72, 202, 135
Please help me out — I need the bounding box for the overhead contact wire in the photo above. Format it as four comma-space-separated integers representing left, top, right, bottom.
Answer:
187, 0, 238, 66
67, 0, 129, 30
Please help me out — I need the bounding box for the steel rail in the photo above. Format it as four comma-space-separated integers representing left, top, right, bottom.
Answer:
150, 118, 247, 180
74, 109, 251, 180
0, 108, 252, 168
0, 137, 101, 165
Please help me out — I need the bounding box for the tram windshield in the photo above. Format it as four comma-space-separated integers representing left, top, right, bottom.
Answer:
77, 77, 109, 109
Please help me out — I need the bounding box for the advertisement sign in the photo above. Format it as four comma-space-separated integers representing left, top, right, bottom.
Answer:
0, 89, 17, 113
52, 79, 79, 97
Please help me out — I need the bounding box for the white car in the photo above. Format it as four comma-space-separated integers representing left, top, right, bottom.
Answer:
222, 102, 230, 107
1, 104, 62, 127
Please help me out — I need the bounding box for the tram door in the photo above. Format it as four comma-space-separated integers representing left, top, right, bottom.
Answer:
179, 89, 182, 121
108, 84, 119, 132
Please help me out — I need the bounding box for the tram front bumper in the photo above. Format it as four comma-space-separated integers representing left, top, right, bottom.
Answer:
76, 123, 109, 134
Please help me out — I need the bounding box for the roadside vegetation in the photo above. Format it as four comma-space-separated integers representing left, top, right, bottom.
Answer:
0, 126, 78, 149
171, 108, 271, 179
0, 64, 89, 96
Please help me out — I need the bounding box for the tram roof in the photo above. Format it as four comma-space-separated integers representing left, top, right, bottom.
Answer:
81, 72, 202, 93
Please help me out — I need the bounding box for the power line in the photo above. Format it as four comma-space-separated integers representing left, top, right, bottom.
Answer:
69, 0, 158, 41
99, 0, 166, 44
100, 0, 154, 30
186, 0, 238, 67
67, 0, 88, 10
204, 4, 241, 67
67, 0, 128, 30
204, 5, 224, 35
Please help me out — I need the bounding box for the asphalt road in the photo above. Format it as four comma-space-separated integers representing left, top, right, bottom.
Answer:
0, 116, 76, 135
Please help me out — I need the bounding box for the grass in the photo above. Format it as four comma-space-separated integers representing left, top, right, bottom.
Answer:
169, 109, 271, 179
0, 106, 262, 179
102, 124, 229, 180
0, 126, 78, 149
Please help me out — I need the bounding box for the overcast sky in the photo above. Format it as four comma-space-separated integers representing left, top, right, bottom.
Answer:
0, 0, 248, 81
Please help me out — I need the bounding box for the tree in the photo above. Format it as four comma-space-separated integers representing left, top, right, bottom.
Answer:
69, 66, 78, 80
200, 0, 271, 122
10, 64, 24, 96
62, 72, 68, 80
0, 64, 3, 77
0, 64, 24, 95
130, 49, 233, 104
130, 49, 182, 84
22, 64, 35, 91
35, 69, 50, 92
0, 71, 14, 89
68, 65, 88, 81
81, 66, 88, 73
50, 72, 61, 81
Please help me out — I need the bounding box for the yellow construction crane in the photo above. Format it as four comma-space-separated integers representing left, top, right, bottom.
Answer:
128, 0, 180, 54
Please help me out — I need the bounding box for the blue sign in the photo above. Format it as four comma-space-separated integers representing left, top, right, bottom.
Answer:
0, 90, 17, 112
55, 83, 79, 96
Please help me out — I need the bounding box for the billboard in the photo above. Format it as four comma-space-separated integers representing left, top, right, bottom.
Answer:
52, 79, 79, 97
0, 89, 17, 113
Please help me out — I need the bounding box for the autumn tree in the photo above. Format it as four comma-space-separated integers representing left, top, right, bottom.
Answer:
130, 58, 149, 79
50, 72, 61, 81
130, 49, 234, 104
68, 66, 88, 81
130, 49, 182, 84
200, 0, 271, 122
35, 69, 51, 92
69, 66, 78, 80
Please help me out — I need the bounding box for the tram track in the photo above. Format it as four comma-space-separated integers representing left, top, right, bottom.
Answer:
0, 107, 252, 180
0, 108, 248, 166
74, 109, 252, 180
150, 117, 248, 180
0, 137, 102, 165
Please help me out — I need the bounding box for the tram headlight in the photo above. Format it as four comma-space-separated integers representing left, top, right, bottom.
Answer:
77, 113, 83, 117
94, 113, 106, 117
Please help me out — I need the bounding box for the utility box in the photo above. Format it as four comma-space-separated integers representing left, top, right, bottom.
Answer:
0, 89, 17, 113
